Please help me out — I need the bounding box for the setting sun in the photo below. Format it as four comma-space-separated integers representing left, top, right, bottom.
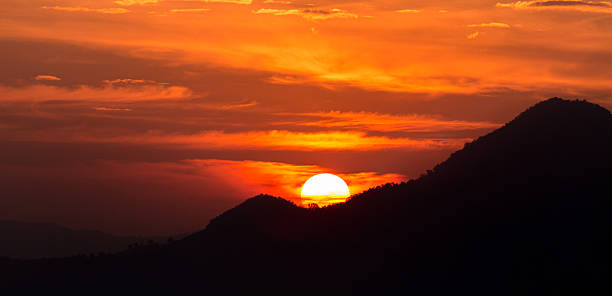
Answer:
301, 173, 350, 207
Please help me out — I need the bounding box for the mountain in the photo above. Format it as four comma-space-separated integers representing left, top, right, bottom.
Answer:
2, 98, 611, 295
0, 220, 174, 259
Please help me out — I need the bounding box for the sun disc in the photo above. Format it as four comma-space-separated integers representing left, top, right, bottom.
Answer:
301, 173, 350, 207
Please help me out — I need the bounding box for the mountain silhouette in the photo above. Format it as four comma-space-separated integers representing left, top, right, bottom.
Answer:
2, 98, 611, 295
0, 220, 176, 259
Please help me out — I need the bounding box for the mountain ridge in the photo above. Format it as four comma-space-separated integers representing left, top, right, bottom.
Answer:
0, 220, 177, 259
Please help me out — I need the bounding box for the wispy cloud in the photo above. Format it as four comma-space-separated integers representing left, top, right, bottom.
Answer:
41, 6, 130, 14
191, 0, 252, 4
467, 32, 480, 39
253, 8, 358, 20
468, 22, 511, 28
0, 84, 191, 102
35, 75, 61, 81
6, 125, 470, 152
169, 8, 211, 13
62, 130, 469, 151
198, 100, 258, 110
496, 1, 612, 13
396, 9, 422, 13
102, 78, 159, 85
215, 100, 258, 110
277, 111, 501, 133
263, 0, 293, 4
114, 0, 158, 6
93, 107, 133, 111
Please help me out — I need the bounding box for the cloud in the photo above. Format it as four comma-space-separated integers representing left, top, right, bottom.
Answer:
173, 130, 460, 151
277, 111, 501, 133
41, 6, 130, 14
169, 8, 211, 13
496, 1, 612, 13
102, 78, 159, 85
35, 75, 61, 81
93, 107, 133, 111
39, 130, 468, 152
467, 32, 480, 39
253, 8, 358, 20
263, 0, 293, 3
396, 9, 422, 13
190, 0, 253, 4
266, 75, 314, 85
532, 0, 611, 6
114, 0, 158, 6
468, 22, 511, 28
0, 83, 191, 102
194, 99, 258, 110
212, 100, 258, 110
265, 71, 488, 93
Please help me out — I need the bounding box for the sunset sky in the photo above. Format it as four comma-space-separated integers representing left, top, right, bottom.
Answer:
2, 0, 611, 235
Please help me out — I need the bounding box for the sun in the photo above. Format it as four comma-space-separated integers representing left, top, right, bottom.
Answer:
301, 173, 350, 207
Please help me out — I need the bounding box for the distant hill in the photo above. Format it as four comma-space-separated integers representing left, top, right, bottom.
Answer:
0, 220, 173, 259
2, 98, 611, 295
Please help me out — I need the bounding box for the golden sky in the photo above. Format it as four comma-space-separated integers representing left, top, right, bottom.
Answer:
1, 0, 611, 235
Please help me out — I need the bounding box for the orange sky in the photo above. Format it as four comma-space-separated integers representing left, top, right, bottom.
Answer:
1, 0, 611, 235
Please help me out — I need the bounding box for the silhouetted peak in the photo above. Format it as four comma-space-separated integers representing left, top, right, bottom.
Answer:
430, 97, 612, 183
511, 97, 611, 126
186, 195, 306, 242
209, 194, 300, 225
239, 194, 298, 209
482, 97, 612, 145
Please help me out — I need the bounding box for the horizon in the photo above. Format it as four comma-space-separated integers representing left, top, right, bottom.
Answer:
2, 0, 612, 236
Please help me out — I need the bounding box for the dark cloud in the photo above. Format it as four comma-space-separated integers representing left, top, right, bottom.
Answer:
532, 1, 612, 7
